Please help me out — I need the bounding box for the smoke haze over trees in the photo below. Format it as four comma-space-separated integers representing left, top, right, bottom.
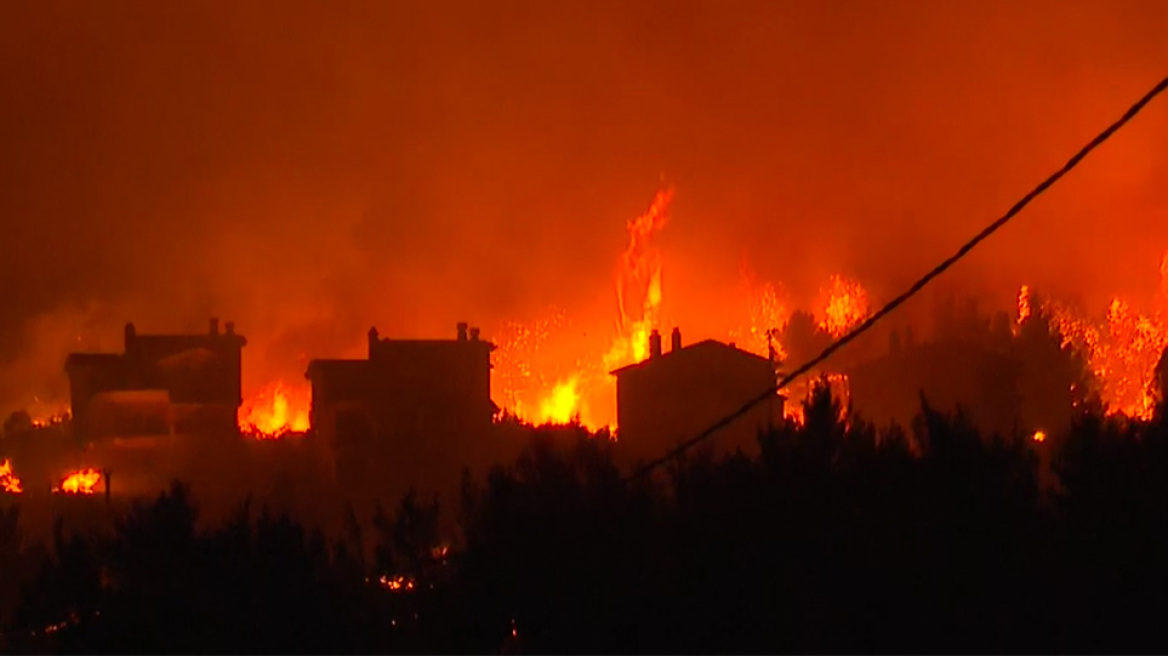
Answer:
1, 0, 1167, 416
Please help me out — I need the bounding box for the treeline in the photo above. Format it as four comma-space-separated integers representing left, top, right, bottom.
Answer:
4, 382, 1168, 654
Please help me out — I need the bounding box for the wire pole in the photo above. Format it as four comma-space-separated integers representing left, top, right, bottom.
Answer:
629, 73, 1168, 480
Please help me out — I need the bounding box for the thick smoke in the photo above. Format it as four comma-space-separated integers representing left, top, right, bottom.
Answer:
1, 0, 1166, 416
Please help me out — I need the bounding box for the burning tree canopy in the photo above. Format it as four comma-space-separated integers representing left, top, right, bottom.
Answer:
1017, 252, 1168, 421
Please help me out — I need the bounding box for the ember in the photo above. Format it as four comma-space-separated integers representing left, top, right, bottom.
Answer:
377, 575, 416, 592
0, 458, 23, 494
54, 468, 102, 495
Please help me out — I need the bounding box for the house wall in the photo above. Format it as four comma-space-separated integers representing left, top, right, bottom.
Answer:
615, 350, 780, 464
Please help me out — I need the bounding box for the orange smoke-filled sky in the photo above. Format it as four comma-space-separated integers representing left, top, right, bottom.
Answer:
1, 0, 1166, 415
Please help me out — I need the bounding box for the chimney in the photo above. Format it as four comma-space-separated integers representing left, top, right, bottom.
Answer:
368, 326, 380, 357
124, 322, 136, 350
103, 468, 112, 506
225, 321, 235, 336
457, 322, 469, 341
470, 327, 481, 341
209, 318, 219, 336
649, 330, 662, 359
671, 327, 682, 352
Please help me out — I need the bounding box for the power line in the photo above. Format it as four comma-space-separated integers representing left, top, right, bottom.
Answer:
630, 73, 1168, 480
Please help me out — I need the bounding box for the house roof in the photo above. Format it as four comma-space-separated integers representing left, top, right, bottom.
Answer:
304, 359, 369, 381
131, 333, 246, 353
609, 339, 772, 376
64, 353, 124, 372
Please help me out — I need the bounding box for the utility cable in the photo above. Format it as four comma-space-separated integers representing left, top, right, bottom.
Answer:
630, 73, 1168, 480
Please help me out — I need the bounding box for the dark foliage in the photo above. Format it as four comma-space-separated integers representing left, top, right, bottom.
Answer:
6, 381, 1168, 653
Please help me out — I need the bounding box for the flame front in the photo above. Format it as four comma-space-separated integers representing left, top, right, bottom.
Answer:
0, 459, 23, 494
1018, 251, 1168, 420
55, 469, 102, 495
239, 381, 311, 438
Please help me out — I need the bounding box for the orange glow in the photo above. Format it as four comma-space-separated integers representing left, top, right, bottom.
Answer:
0, 459, 23, 495
1161, 252, 1168, 308
239, 380, 311, 438
1032, 430, 1047, 443
54, 468, 102, 495
817, 275, 870, 338
784, 404, 806, 426
29, 398, 70, 429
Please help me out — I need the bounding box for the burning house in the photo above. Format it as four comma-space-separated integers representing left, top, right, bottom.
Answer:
305, 322, 498, 500
610, 328, 784, 463
64, 319, 247, 441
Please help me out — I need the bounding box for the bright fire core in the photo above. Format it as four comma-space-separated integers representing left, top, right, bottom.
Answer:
239, 381, 310, 439
0, 459, 23, 495
55, 469, 102, 495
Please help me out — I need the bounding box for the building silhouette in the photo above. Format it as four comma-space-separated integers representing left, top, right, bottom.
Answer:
305, 322, 497, 500
847, 332, 1023, 440
610, 328, 783, 463
64, 319, 247, 440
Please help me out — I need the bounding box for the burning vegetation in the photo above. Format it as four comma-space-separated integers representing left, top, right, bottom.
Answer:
816, 274, 871, 338
1016, 252, 1168, 420
0, 458, 23, 494
53, 468, 103, 495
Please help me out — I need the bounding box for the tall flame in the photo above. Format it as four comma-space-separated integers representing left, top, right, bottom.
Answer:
239, 381, 311, 438
495, 190, 676, 429
0, 459, 23, 495
603, 188, 674, 372
54, 468, 102, 495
